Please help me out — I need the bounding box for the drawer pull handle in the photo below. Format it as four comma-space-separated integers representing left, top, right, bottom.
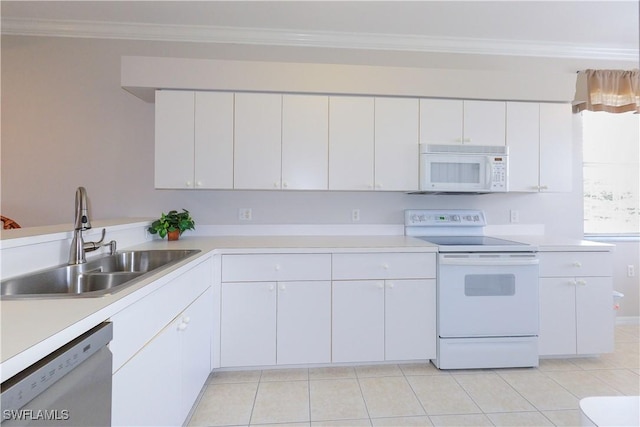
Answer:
269, 284, 275, 291
388, 282, 395, 289
275, 264, 281, 271
377, 282, 384, 289
182, 316, 191, 324
279, 284, 286, 291
576, 279, 587, 286
572, 262, 582, 268
382, 263, 389, 270
177, 322, 188, 331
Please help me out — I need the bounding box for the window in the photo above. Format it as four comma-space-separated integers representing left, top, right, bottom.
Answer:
582, 111, 639, 236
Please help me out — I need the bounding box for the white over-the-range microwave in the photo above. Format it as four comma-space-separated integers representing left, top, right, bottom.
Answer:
418, 144, 509, 194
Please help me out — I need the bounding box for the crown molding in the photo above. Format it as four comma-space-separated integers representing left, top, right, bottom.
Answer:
2, 17, 637, 61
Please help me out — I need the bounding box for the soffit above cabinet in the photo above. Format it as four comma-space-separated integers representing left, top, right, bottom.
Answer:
121, 56, 576, 103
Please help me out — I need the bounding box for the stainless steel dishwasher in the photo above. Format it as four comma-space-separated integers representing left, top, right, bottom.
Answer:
1, 322, 113, 426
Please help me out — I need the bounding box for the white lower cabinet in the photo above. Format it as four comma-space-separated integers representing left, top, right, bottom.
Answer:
220, 280, 331, 367
385, 279, 436, 360
220, 281, 277, 367
538, 251, 614, 356
112, 288, 213, 426
110, 257, 213, 427
112, 311, 182, 427
332, 279, 436, 363
277, 281, 332, 365
220, 253, 332, 368
332, 280, 385, 363
180, 288, 214, 418
218, 251, 436, 368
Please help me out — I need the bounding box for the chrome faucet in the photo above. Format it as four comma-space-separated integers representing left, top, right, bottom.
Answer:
68, 187, 116, 265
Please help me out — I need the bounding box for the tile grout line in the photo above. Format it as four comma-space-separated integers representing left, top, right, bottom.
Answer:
354, 367, 374, 426
400, 365, 432, 423
247, 369, 264, 426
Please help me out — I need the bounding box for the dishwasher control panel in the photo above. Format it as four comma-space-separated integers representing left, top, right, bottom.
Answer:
0, 322, 113, 416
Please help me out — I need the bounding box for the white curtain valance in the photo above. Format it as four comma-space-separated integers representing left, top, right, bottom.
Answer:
574, 69, 640, 114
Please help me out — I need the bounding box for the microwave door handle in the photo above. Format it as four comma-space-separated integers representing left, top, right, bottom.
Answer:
486, 157, 493, 190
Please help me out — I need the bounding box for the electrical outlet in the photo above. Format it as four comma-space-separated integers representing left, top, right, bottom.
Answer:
510, 209, 520, 223
238, 208, 252, 221
628, 265, 635, 277
352, 209, 360, 222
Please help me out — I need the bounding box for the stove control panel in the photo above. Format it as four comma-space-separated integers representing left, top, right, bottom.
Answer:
405, 210, 486, 227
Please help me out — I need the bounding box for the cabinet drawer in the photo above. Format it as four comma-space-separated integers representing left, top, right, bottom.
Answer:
332, 253, 436, 280
539, 251, 612, 277
222, 254, 331, 282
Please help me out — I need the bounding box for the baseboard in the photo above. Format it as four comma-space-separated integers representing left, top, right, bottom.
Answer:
616, 316, 640, 325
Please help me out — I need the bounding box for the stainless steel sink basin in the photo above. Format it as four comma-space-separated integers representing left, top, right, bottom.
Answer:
1, 249, 201, 299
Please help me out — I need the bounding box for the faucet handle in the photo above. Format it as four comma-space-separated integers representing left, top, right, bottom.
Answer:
83, 228, 107, 253
94, 228, 106, 244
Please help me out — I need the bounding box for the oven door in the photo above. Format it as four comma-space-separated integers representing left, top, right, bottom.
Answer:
438, 253, 539, 337
420, 154, 491, 192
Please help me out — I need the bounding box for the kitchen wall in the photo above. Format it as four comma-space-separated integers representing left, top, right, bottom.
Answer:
1, 35, 638, 316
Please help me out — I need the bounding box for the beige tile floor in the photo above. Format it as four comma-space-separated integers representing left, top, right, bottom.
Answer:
187, 325, 639, 427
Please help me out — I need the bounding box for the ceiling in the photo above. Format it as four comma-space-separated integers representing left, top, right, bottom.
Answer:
1, 1, 638, 61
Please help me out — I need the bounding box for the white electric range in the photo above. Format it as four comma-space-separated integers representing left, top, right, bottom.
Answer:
405, 209, 540, 370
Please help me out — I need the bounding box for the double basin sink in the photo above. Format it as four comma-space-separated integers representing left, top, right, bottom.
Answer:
1, 249, 200, 299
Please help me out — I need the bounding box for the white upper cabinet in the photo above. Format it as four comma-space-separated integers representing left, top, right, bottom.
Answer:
155, 90, 195, 189
507, 102, 573, 192
329, 96, 375, 190
506, 102, 540, 192
420, 99, 506, 146
539, 103, 573, 192
194, 92, 234, 189
374, 98, 420, 191
281, 94, 329, 190
234, 93, 283, 189
464, 100, 506, 145
419, 99, 462, 144
155, 90, 234, 189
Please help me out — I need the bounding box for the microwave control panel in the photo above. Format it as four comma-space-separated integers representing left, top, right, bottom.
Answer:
489, 157, 507, 191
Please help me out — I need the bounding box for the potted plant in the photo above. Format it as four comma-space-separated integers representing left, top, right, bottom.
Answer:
148, 209, 195, 241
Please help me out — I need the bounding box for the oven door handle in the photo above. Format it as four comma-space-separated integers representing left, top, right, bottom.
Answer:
440, 257, 539, 267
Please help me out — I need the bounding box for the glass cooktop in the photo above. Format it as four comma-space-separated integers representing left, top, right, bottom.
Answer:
415, 236, 525, 246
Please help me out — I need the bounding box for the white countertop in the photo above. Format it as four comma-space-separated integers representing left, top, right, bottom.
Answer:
500, 235, 615, 252
0, 232, 613, 381
0, 235, 436, 381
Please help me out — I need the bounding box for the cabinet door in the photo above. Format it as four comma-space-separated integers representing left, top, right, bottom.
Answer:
234, 93, 282, 189
374, 98, 419, 191
180, 289, 213, 419
464, 100, 506, 145
329, 96, 375, 190
282, 95, 329, 190
576, 277, 614, 354
419, 99, 463, 144
538, 277, 577, 356
155, 90, 195, 189
112, 318, 182, 427
539, 103, 573, 192
385, 279, 436, 361
194, 92, 234, 189
506, 102, 540, 192
221, 282, 277, 367
277, 281, 331, 365
332, 280, 385, 363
